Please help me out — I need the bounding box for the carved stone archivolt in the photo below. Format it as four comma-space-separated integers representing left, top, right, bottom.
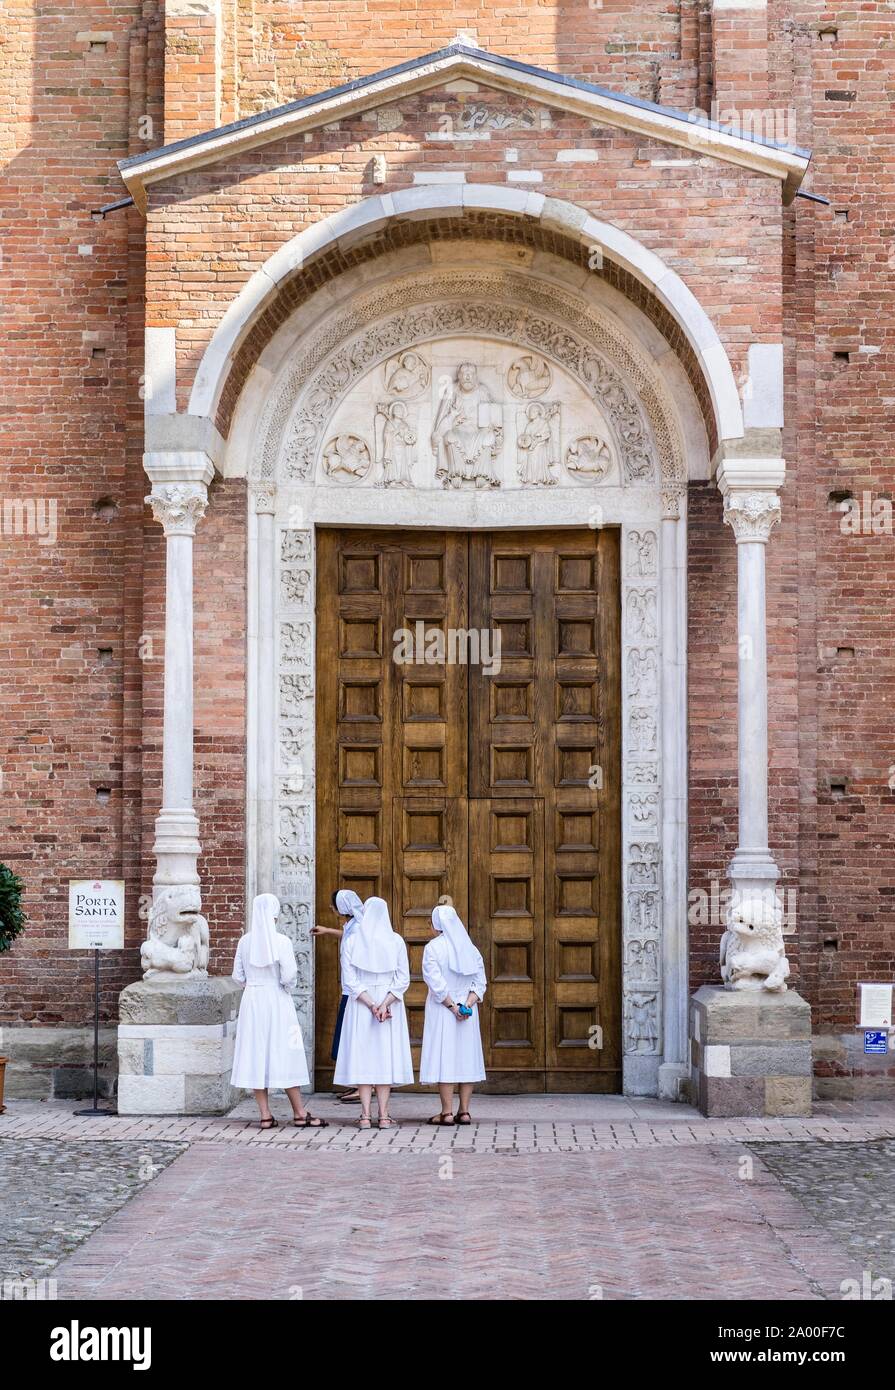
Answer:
252, 269, 685, 491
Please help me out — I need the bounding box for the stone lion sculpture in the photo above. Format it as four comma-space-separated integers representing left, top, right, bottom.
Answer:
719, 895, 789, 993
141, 885, 210, 979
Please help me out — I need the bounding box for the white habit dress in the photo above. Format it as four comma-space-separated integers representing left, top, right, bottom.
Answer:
231, 928, 310, 1090
419, 932, 488, 1084
333, 898, 413, 1087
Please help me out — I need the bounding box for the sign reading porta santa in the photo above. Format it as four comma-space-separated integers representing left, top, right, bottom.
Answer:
68, 880, 125, 950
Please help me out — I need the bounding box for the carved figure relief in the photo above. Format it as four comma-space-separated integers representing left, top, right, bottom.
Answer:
516, 402, 560, 486
323, 434, 372, 482
375, 401, 417, 487
625, 993, 659, 1053
383, 350, 430, 398
431, 362, 502, 489
627, 530, 658, 577
507, 353, 552, 399
565, 434, 611, 481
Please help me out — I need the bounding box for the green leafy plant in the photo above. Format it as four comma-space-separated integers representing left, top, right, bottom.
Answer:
0, 865, 26, 954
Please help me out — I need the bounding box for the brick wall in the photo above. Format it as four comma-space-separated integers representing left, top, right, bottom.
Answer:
1, 0, 892, 1082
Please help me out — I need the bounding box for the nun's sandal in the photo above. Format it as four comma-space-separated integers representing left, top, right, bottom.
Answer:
455, 1112, 472, 1125
427, 1113, 454, 1126
259, 1116, 278, 1130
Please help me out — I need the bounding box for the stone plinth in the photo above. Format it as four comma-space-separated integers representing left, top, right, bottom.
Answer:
117, 975, 243, 1116
690, 985, 812, 1117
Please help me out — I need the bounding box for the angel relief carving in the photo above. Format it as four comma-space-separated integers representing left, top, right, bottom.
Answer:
383, 350, 430, 398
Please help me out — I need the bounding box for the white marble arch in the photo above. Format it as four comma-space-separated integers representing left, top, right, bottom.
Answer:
192, 184, 744, 449
228, 242, 700, 1098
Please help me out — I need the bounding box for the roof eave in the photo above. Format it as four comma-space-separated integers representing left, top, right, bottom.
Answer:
119, 47, 810, 213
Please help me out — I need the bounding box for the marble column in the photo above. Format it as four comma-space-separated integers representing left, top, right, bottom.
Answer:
717, 460, 784, 905
658, 486, 689, 1098
144, 453, 214, 897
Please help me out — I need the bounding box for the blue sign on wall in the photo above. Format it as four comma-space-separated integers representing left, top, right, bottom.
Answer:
863, 1030, 889, 1055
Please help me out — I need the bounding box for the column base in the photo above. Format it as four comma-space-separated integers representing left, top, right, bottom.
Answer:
727, 847, 779, 904
152, 807, 201, 889
657, 1061, 689, 1101
690, 985, 812, 1117
117, 976, 243, 1115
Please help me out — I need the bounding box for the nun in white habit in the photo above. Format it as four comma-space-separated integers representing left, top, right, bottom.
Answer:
420, 904, 487, 1125
311, 887, 365, 1103
231, 893, 327, 1129
333, 896, 413, 1128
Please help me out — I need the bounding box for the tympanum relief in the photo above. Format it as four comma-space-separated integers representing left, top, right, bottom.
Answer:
311, 339, 625, 491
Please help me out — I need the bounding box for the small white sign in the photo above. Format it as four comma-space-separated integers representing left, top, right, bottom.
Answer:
858, 982, 893, 1030
68, 879, 125, 950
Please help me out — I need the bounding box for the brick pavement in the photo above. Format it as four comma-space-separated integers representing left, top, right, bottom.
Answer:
44, 1142, 864, 1301
2, 1094, 893, 1156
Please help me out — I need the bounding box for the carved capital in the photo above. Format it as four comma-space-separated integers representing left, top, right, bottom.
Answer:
146, 482, 208, 537
250, 480, 277, 515
723, 490, 781, 544
660, 485, 685, 520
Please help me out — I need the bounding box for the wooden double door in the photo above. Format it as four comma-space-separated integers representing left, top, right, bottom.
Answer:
315, 527, 621, 1092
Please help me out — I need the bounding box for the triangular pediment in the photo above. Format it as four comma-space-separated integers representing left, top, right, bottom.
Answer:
119, 44, 810, 211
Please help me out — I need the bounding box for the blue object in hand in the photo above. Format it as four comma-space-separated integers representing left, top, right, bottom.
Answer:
458, 1004, 473, 1018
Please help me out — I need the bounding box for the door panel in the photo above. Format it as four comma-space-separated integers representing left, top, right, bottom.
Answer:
315, 530, 467, 1084
316, 526, 621, 1092
392, 796, 469, 1073
469, 797, 545, 1090
468, 530, 622, 1091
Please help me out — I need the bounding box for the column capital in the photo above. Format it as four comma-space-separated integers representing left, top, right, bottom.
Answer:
722, 489, 781, 544
250, 479, 277, 515
661, 485, 686, 520
146, 481, 209, 537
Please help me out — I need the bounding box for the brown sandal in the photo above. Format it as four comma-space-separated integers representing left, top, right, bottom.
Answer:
293, 1113, 328, 1128
455, 1111, 472, 1125
259, 1115, 278, 1130
428, 1113, 455, 1126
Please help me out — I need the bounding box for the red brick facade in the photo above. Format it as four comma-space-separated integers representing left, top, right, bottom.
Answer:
1, 1, 892, 1093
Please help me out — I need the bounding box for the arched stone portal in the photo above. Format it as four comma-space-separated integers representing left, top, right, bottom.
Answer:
231, 242, 695, 1096
132, 192, 787, 1110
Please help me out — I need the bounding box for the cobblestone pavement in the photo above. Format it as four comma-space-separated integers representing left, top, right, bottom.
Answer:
750, 1139, 895, 1286
0, 1140, 186, 1284
46, 1142, 864, 1301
